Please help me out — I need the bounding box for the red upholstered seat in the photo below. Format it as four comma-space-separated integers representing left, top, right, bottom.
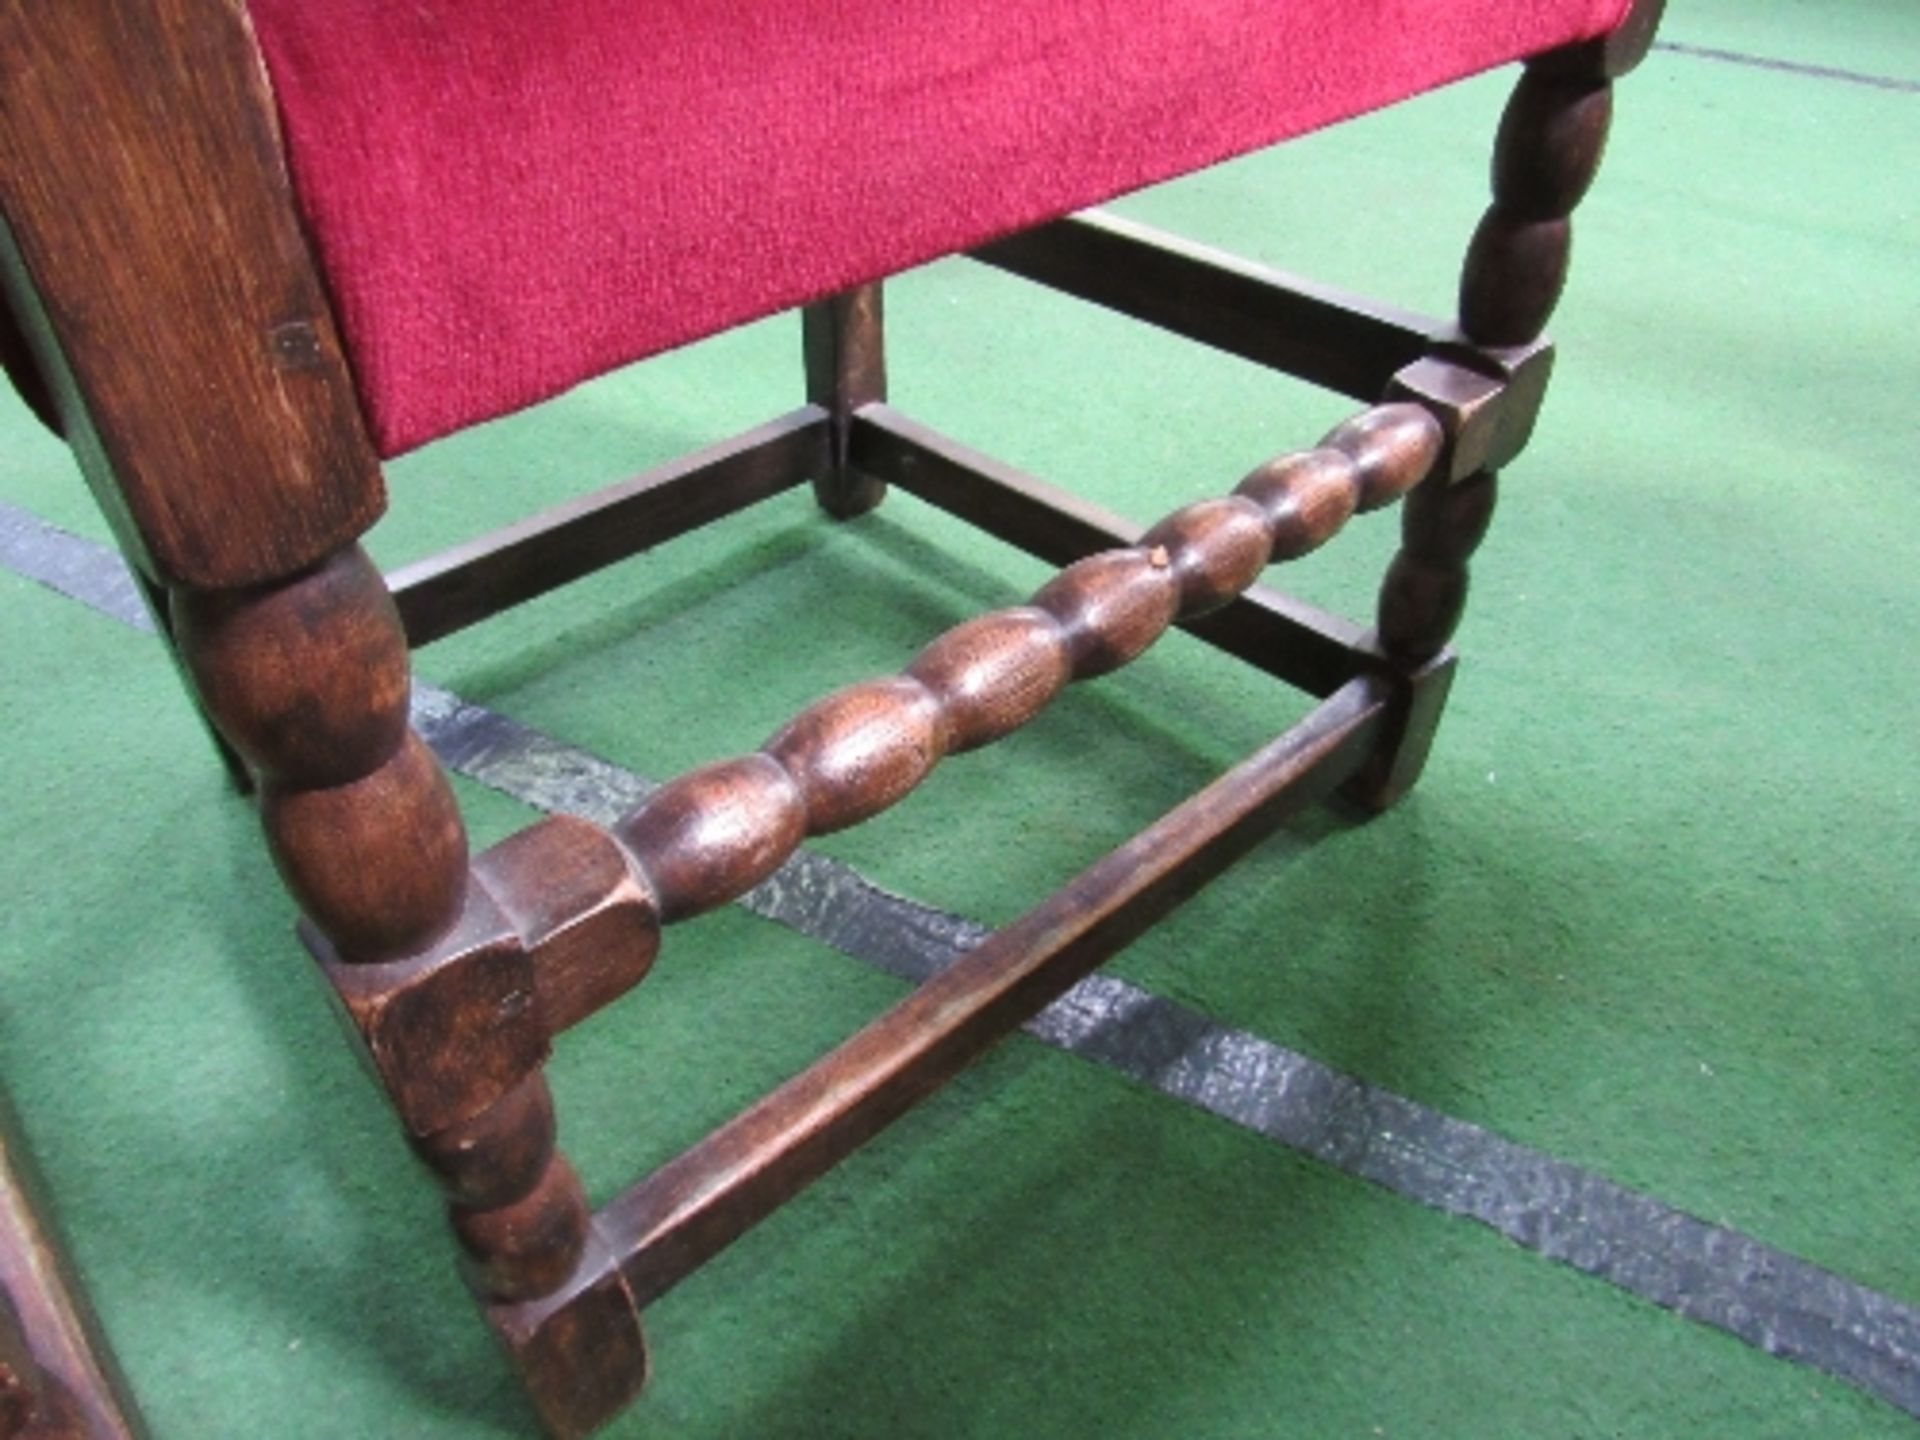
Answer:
248, 0, 1630, 456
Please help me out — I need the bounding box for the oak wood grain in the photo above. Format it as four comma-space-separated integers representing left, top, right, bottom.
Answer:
0, 0, 382, 589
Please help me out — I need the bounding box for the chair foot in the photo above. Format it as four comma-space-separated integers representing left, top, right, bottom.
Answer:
487, 1237, 648, 1440
1341, 651, 1456, 814
804, 286, 887, 519
1350, 465, 1495, 816
810, 468, 887, 520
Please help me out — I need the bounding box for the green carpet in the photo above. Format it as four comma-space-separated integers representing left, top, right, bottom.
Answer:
2, 1, 1916, 1434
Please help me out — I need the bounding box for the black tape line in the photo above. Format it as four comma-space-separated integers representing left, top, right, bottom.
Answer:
1655, 41, 1920, 95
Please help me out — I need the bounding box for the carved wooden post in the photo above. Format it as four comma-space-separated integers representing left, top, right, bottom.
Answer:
167, 525, 608, 1317
1354, 0, 1663, 810
0, 0, 645, 1424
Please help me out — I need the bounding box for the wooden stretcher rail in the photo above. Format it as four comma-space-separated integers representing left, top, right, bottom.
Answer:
0, 1094, 145, 1440
969, 209, 1445, 400
597, 399, 1439, 939
390, 406, 830, 648
601, 672, 1388, 1307
850, 403, 1373, 698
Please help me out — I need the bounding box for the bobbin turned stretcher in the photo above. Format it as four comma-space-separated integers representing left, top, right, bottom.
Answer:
0, 0, 1662, 1431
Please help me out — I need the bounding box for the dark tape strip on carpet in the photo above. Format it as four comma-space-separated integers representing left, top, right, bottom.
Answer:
5, 497, 1918, 1420
1654, 40, 1920, 95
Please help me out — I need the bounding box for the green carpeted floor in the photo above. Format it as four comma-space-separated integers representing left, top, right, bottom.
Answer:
2, 1, 1916, 1434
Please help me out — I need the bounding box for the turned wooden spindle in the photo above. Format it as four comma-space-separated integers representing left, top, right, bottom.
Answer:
1376, 471, 1499, 664
413, 1074, 594, 1305
172, 545, 464, 960
449, 1154, 594, 1303
606, 403, 1442, 927
1377, 45, 1618, 670
1458, 64, 1613, 349
411, 1071, 559, 1212
172, 545, 591, 1305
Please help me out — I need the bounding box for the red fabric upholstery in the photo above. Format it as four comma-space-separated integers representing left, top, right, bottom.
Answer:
248, 0, 1631, 457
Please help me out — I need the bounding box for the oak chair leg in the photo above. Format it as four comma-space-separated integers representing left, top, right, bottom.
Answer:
464, 398, 1444, 1440
803, 284, 887, 518
3, 1, 654, 1419
1350, 13, 1652, 811
166, 543, 648, 1426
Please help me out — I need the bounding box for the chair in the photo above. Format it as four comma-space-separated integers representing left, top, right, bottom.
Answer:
0, 0, 1663, 1432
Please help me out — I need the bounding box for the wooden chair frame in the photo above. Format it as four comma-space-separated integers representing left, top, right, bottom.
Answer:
0, 1089, 144, 1440
0, 2, 1662, 1433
